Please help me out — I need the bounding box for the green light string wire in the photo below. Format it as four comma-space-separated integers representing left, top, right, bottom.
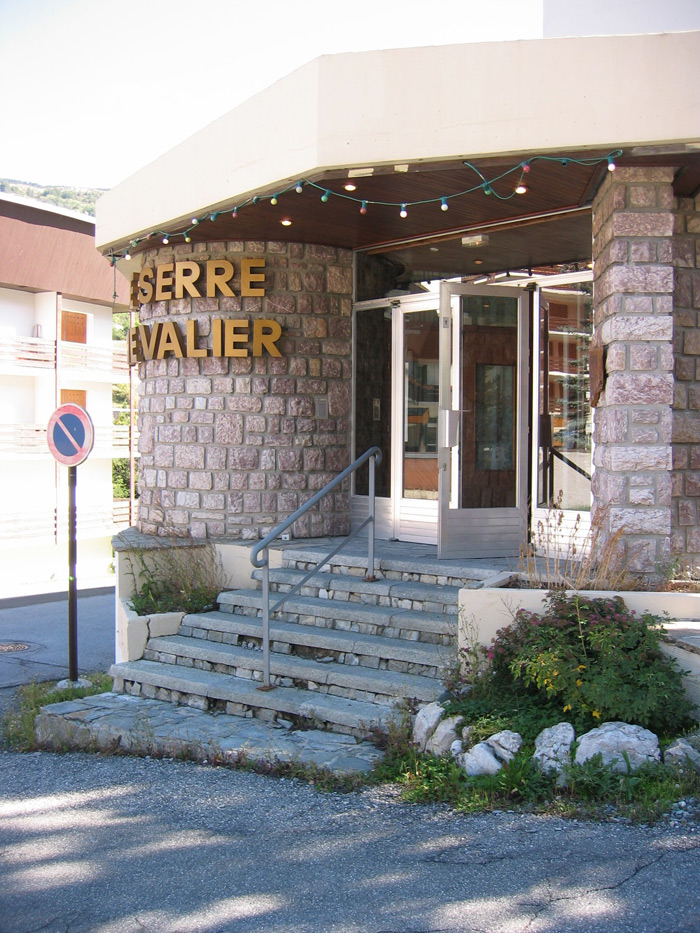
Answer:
109, 149, 622, 264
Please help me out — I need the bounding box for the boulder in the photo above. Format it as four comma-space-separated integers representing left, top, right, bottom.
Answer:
486, 730, 522, 764
533, 722, 575, 778
461, 742, 503, 776
412, 702, 444, 752
575, 722, 660, 773
425, 715, 464, 756
450, 739, 464, 760
664, 738, 700, 773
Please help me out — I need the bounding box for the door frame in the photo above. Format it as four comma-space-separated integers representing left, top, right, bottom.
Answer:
437, 282, 530, 558
352, 284, 530, 555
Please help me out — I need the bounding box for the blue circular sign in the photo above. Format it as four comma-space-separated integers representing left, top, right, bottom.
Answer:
47, 404, 94, 466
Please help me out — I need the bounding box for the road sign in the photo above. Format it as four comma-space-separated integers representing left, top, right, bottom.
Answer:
47, 403, 94, 466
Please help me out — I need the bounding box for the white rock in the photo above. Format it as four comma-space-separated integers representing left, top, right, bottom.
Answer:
486, 730, 522, 763
412, 702, 444, 752
575, 721, 660, 773
461, 742, 503, 776
664, 738, 700, 773
533, 722, 575, 777
450, 739, 464, 760
425, 716, 464, 756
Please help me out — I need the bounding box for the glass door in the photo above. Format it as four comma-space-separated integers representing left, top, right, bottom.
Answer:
391, 298, 440, 543
438, 284, 528, 558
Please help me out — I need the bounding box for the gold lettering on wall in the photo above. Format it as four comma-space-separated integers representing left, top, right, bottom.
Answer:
136, 259, 266, 302
127, 317, 282, 365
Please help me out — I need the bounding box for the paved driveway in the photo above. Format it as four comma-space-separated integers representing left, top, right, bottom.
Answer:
1, 749, 699, 933
0, 589, 115, 706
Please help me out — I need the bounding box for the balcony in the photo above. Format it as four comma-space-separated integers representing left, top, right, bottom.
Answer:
0, 337, 129, 378
0, 423, 137, 459
0, 500, 134, 543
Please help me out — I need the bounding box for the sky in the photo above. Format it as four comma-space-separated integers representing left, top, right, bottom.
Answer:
0, 0, 543, 191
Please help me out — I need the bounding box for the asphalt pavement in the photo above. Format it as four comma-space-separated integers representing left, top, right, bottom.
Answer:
2, 592, 700, 932
0, 588, 115, 716
1, 749, 700, 933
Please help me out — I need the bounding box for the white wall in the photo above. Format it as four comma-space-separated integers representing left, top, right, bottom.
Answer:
0, 376, 34, 422
0, 287, 36, 337
543, 0, 700, 37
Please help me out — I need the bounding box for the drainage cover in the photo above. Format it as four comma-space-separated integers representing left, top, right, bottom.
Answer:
0, 642, 30, 653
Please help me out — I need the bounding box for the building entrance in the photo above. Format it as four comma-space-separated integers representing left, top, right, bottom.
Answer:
353, 285, 529, 557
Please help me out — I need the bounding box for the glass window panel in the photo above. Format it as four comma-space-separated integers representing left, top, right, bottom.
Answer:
403, 310, 439, 500
354, 307, 391, 497
537, 285, 592, 511
475, 364, 514, 471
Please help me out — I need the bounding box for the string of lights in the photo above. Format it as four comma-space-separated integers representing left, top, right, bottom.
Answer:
109, 149, 622, 264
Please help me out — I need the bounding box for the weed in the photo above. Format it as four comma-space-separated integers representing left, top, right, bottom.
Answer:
520, 494, 632, 591
118, 531, 229, 615
2, 672, 113, 750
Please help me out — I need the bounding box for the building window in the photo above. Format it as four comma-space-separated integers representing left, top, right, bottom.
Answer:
537, 283, 592, 511
61, 310, 87, 344
60, 389, 87, 408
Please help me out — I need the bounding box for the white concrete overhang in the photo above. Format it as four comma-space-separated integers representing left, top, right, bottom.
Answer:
96, 30, 700, 264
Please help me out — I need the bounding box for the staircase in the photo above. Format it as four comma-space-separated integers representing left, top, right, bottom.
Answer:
110, 545, 486, 738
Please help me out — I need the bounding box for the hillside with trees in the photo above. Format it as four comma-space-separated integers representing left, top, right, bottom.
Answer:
0, 178, 104, 215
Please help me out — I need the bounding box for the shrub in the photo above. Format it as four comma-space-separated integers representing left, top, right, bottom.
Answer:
488, 593, 693, 735
120, 533, 229, 615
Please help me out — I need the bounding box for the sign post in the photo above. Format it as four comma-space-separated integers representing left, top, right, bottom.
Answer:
47, 404, 94, 686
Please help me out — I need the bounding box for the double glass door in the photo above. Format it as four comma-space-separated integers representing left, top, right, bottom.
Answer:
353, 285, 528, 556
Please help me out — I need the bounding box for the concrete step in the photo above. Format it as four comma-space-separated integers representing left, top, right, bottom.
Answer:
662, 622, 700, 718
255, 567, 461, 614
180, 609, 448, 674
281, 545, 491, 588
110, 659, 396, 735
216, 589, 456, 643
143, 633, 445, 704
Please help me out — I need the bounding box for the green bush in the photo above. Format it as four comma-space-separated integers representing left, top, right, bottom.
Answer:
487, 593, 693, 735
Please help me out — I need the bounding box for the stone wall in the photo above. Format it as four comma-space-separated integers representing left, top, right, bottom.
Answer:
135, 240, 353, 540
672, 193, 700, 567
591, 167, 675, 577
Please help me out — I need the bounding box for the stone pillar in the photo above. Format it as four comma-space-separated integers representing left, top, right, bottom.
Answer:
591, 167, 675, 578
672, 193, 700, 568
134, 240, 353, 540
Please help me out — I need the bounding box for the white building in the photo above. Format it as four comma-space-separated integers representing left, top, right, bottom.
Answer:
0, 193, 131, 595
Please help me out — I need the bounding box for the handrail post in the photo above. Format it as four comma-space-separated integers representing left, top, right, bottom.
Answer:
260, 549, 271, 690
366, 452, 376, 582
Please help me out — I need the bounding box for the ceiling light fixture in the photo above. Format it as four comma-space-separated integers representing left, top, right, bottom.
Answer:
280, 218, 292, 226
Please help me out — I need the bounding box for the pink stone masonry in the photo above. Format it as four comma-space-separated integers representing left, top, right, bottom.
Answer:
671, 191, 700, 568
134, 241, 353, 540
591, 168, 675, 577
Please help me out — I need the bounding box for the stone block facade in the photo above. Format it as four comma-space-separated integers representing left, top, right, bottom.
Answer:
592, 167, 700, 576
135, 240, 353, 540
591, 168, 675, 576
672, 193, 700, 566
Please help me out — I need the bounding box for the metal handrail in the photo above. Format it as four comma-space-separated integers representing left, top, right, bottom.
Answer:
250, 445, 382, 689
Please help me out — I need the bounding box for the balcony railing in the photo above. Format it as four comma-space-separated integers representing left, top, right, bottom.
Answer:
0, 423, 137, 457
0, 337, 129, 375
0, 501, 133, 542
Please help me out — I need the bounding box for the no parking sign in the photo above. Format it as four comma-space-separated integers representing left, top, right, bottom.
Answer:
46, 403, 94, 684
47, 404, 94, 466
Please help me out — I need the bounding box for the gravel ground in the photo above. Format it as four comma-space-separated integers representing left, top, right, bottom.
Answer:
2, 748, 700, 932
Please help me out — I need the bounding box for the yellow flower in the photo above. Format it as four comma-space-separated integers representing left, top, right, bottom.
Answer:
577, 664, 586, 672
563, 704, 572, 712
576, 679, 583, 687
592, 710, 601, 719
552, 670, 559, 677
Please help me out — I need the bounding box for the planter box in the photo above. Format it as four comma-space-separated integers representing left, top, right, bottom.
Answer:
115, 599, 183, 663
458, 586, 700, 720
